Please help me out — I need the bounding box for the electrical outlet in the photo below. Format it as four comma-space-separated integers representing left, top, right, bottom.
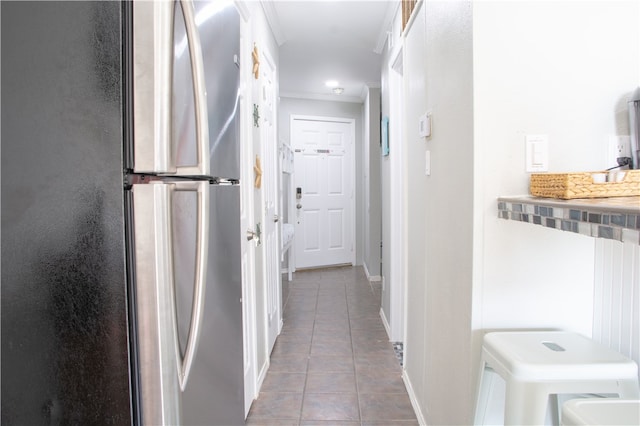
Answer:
607, 136, 631, 167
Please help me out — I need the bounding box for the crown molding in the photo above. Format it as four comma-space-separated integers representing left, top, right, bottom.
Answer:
360, 82, 382, 101
280, 91, 363, 104
374, 1, 400, 54
234, 0, 251, 21
260, 0, 286, 46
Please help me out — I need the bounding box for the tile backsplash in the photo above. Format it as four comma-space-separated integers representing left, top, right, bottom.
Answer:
498, 197, 640, 245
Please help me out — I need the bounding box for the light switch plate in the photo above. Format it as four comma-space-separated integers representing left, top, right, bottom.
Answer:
425, 150, 431, 176
525, 135, 548, 172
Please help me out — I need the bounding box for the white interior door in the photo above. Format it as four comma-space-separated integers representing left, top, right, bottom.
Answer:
238, 7, 256, 418
240, 114, 256, 415
292, 117, 354, 269
260, 51, 281, 353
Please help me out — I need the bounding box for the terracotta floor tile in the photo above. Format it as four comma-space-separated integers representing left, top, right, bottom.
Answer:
261, 372, 307, 393
246, 266, 416, 425
305, 372, 357, 393
248, 392, 303, 420
359, 393, 417, 421
307, 355, 355, 373
268, 354, 309, 373
301, 393, 359, 421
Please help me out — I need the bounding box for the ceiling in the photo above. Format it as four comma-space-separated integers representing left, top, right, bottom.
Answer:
261, 0, 398, 102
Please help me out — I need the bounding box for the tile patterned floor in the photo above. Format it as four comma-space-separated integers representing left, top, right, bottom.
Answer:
246, 266, 418, 426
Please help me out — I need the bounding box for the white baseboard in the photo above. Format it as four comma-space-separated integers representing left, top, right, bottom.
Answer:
256, 359, 269, 395
363, 263, 382, 282
403, 370, 427, 426
379, 307, 391, 340
363, 262, 371, 280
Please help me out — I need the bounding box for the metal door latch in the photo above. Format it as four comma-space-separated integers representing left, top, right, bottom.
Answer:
246, 222, 261, 245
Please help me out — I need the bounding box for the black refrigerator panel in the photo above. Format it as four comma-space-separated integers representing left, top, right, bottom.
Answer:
1, 2, 132, 425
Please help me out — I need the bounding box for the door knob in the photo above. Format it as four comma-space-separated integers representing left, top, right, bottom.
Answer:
273, 214, 279, 223
246, 223, 261, 244
296, 203, 302, 209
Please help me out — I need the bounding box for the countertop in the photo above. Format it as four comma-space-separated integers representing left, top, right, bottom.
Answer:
497, 196, 640, 244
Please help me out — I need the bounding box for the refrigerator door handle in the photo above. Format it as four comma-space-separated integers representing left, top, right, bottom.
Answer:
175, 0, 210, 177
133, 182, 181, 424
133, 0, 210, 176
132, 0, 174, 173
169, 180, 210, 390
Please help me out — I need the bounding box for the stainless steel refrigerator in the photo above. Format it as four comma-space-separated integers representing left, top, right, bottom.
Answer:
2, 0, 244, 424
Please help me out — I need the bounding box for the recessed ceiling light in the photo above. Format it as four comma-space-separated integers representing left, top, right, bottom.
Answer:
332, 87, 344, 95
325, 80, 339, 88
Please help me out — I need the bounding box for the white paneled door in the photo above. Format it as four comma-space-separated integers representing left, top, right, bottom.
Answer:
261, 51, 281, 353
238, 10, 256, 418
292, 117, 354, 269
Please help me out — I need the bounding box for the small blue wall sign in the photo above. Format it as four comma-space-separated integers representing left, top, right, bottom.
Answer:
381, 116, 389, 156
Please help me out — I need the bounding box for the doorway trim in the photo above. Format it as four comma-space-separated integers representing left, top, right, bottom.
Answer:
259, 47, 282, 356
389, 44, 405, 343
236, 0, 257, 418
290, 114, 357, 269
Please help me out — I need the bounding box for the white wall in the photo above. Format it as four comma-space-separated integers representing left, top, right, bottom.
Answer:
593, 240, 640, 376
381, 6, 405, 340
278, 97, 365, 265
380, 43, 392, 329
401, 2, 475, 424
363, 95, 372, 273
363, 87, 382, 279
398, 1, 640, 424
473, 0, 639, 339
402, 10, 428, 418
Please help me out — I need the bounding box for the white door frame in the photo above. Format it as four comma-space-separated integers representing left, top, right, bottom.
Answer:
259, 48, 282, 354
236, 0, 257, 418
389, 44, 405, 343
290, 115, 356, 269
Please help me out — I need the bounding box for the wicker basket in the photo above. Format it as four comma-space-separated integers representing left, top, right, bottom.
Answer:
530, 170, 640, 199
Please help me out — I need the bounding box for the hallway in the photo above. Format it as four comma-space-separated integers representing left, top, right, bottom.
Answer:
246, 266, 418, 425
